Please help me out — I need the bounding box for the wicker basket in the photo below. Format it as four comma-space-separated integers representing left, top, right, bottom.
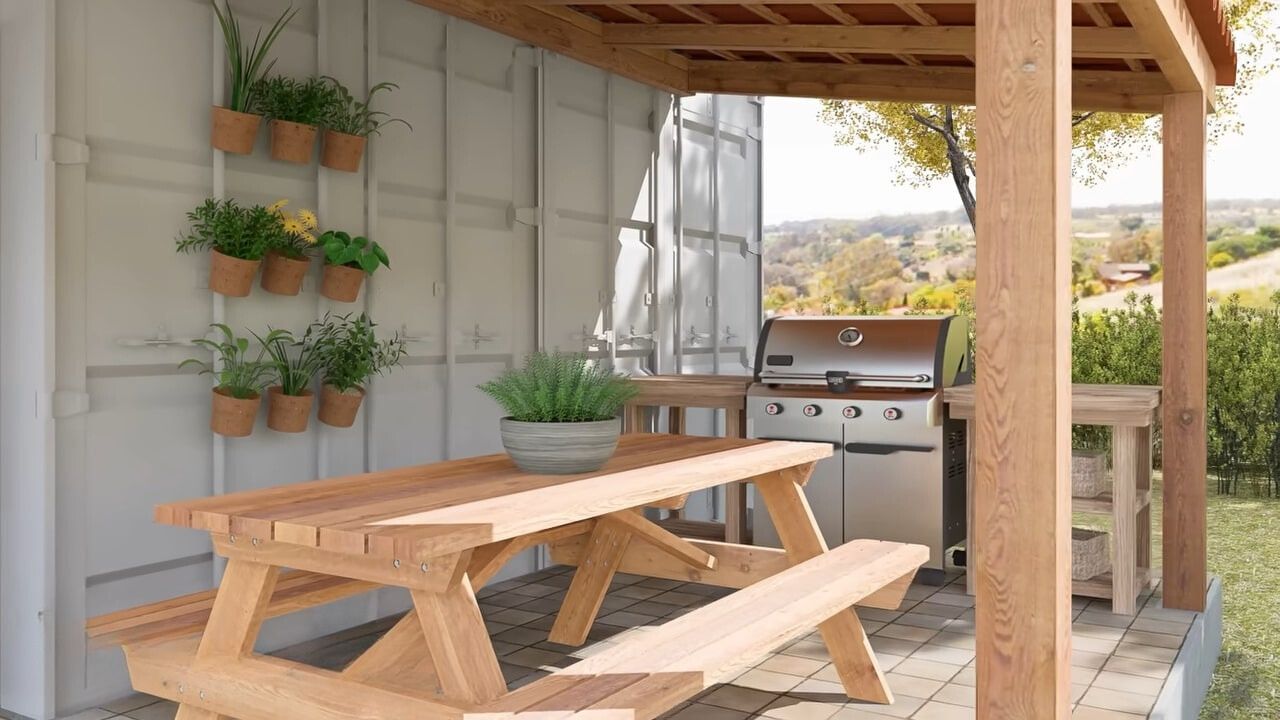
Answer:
1072, 449, 1108, 498
1071, 527, 1111, 581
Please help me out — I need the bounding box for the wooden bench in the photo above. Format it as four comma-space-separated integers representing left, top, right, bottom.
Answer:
471, 538, 929, 719
87, 570, 375, 650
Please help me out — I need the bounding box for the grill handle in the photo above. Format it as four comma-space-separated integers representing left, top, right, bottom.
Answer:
844, 442, 935, 455
756, 437, 843, 449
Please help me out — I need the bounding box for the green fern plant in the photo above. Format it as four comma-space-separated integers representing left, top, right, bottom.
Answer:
478, 352, 638, 423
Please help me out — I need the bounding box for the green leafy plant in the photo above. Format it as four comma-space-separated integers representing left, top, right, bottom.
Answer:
254, 325, 330, 396
319, 230, 389, 274
320, 313, 406, 392
478, 352, 638, 423
213, 2, 297, 113
176, 198, 274, 261
322, 78, 411, 137
180, 324, 276, 399
254, 75, 335, 126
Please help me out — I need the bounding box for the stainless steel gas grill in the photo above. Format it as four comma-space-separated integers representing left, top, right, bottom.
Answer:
749, 316, 972, 583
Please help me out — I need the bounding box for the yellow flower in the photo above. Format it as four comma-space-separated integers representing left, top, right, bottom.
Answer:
297, 209, 318, 230
267, 199, 289, 214
281, 217, 305, 236
303, 232, 317, 244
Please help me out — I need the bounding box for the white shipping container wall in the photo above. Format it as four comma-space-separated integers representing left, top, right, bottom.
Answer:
0, 0, 760, 716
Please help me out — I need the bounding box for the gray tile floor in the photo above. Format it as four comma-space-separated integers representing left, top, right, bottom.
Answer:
77, 566, 1197, 720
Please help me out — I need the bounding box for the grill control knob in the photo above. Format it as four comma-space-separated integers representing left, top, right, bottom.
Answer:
842, 406, 861, 419
802, 404, 822, 417
883, 407, 902, 421
764, 402, 783, 416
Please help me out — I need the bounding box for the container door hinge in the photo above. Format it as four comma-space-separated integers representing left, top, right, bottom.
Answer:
36, 134, 90, 165
510, 205, 542, 228
37, 390, 91, 420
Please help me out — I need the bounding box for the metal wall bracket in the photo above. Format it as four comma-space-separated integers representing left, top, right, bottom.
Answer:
36, 134, 90, 165
38, 390, 91, 420
510, 205, 542, 228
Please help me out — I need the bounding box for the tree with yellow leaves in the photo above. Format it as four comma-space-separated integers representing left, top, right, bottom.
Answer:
819, 1, 1277, 230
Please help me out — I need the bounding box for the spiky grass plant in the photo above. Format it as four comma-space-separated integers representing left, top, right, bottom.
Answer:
213, 2, 297, 113
479, 352, 638, 423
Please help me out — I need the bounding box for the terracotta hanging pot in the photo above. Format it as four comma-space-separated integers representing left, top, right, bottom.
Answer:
260, 250, 311, 296
321, 263, 366, 303
318, 384, 365, 428
269, 120, 319, 164
208, 250, 260, 297
267, 386, 314, 433
210, 387, 261, 437
211, 106, 262, 155
321, 130, 367, 173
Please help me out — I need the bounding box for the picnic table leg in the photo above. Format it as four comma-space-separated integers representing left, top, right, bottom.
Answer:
724, 408, 749, 544
174, 558, 279, 720
411, 573, 507, 704
343, 613, 440, 694
755, 465, 895, 705
549, 517, 634, 646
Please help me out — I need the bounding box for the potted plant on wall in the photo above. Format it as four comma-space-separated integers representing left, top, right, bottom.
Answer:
256, 325, 329, 433
211, 2, 296, 154
318, 230, 389, 302
316, 313, 407, 428
255, 75, 334, 164
479, 352, 639, 474
320, 79, 411, 172
260, 200, 319, 296
181, 324, 276, 437
177, 198, 271, 297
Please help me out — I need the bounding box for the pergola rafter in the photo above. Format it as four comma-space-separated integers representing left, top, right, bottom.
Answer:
408, 0, 1233, 715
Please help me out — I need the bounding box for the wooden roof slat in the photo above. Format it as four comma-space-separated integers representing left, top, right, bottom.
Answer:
599, 24, 1150, 59
898, 3, 939, 26
687, 60, 1173, 113
1083, 2, 1147, 73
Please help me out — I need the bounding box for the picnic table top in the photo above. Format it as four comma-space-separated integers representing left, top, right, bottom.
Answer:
156, 432, 832, 561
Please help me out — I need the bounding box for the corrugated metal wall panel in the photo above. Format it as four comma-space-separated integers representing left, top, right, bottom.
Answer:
41, 0, 761, 713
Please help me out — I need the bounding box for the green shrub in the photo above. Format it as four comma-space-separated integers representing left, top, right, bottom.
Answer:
320, 313, 406, 393
479, 352, 638, 423
254, 75, 335, 126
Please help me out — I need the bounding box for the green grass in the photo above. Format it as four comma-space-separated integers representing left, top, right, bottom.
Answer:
1201, 488, 1280, 718
1074, 475, 1279, 717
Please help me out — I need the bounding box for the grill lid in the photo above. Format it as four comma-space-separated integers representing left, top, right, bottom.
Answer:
754, 315, 971, 391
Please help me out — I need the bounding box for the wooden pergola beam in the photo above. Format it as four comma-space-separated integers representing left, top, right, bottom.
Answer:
601, 24, 1143, 59
408, 0, 690, 94
974, 0, 1073, 716
1118, 0, 1217, 97
1161, 91, 1209, 612
514, 0, 1109, 4
688, 61, 1171, 113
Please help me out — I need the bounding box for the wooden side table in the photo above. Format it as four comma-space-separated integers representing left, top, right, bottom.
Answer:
944, 384, 1161, 614
625, 374, 754, 543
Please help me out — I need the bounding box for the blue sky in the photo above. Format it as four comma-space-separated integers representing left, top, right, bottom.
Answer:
762, 66, 1280, 225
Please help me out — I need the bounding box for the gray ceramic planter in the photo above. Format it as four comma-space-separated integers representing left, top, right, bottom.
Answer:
499, 417, 622, 474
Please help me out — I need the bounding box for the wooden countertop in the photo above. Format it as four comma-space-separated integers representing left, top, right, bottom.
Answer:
943, 383, 1162, 426
628, 374, 753, 410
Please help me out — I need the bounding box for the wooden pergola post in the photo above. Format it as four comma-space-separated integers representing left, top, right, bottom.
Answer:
1161, 92, 1208, 612
974, 0, 1073, 717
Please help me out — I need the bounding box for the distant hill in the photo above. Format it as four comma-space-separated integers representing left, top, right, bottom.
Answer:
764, 198, 1280, 314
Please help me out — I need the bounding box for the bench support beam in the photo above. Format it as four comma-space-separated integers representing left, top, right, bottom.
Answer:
412, 574, 507, 704
754, 465, 894, 704
549, 518, 635, 645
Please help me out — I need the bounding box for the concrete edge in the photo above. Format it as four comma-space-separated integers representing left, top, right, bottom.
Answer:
1152, 575, 1223, 719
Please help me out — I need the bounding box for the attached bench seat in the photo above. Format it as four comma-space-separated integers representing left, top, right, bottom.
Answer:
87, 570, 375, 649
470, 538, 929, 720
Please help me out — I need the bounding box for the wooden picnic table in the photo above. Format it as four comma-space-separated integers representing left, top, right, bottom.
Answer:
116, 433, 929, 720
